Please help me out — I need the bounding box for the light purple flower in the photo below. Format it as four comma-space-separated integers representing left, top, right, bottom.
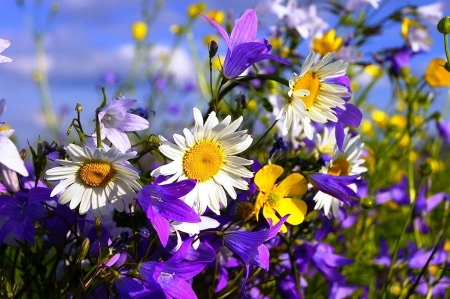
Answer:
0, 39, 12, 63
97, 97, 150, 153
308, 172, 360, 206
201, 9, 291, 79
436, 118, 450, 144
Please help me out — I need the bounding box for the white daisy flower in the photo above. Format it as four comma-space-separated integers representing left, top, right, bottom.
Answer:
151, 107, 254, 215
45, 144, 142, 216
277, 51, 351, 139
313, 129, 367, 217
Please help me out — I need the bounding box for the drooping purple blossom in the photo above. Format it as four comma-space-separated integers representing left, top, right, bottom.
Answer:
220, 215, 289, 296
138, 178, 200, 247
436, 118, 450, 144
269, 132, 290, 159
201, 9, 291, 79
329, 76, 362, 151
0, 187, 56, 246
308, 172, 360, 205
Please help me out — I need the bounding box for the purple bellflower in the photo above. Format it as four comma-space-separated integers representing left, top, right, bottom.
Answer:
220, 215, 289, 295
201, 9, 291, 79
329, 76, 362, 151
138, 178, 200, 247
308, 172, 360, 206
436, 118, 450, 144
0, 187, 55, 246
139, 237, 211, 299
97, 97, 150, 153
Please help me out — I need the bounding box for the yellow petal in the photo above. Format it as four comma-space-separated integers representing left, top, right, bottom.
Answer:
424, 58, 450, 87
255, 164, 283, 193
275, 173, 308, 197
263, 206, 287, 233
274, 198, 307, 225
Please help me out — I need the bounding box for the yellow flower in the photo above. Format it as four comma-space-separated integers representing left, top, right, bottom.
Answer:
187, 3, 206, 18
203, 34, 218, 46
389, 114, 406, 129
312, 29, 343, 57
131, 21, 148, 41
371, 109, 387, 127
254, 164, 307, 233
206, 10, 225, 24
364, 64, 382, 77
424, 58, 450, 87
401, 18, 416, 40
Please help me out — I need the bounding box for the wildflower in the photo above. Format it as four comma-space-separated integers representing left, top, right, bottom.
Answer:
0, 39, 12, 63
312, 130, 366, 217
401, 18, 431, 52
283, 4, 328, 39
0, 100, 29, 179
97, 97, 150, 153
201, 9, 291, 79
45, 143, 142, 216
416, 3, 447, 25
151, 107, 254, 215
0, 187, 55, 245
312, 29, 343, 57
220, 215, 289, 295
424, 58, 450, 87
278, 51, 351, 139
254, 164, 307, 233
138, 179, 201, 247
131, 21, 148, 41
346, 0, 380, 11
268, 133, 289, 159
139, 237, 211, 299
436, 118, 450, 144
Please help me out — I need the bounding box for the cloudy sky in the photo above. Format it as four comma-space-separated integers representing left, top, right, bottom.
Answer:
0, 0, 449, 148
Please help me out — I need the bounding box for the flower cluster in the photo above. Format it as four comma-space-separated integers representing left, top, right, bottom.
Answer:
1, 2, 450, 298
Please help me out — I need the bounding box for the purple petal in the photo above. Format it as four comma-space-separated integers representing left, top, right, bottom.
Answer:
159, 276, 197, 299
115, 276, 151, 299
0, 218, 19, 245
255, 244, 269, 270
223, 229, 269, 265
153, 196, 200, 223
335, 104, 362, 128
426, 192, 446, 212
223, 42, 266, 78
149, 211, 170, 247
120, 113, 150, 132
309, 173, 360, 204
229, 9, 258, 49
200, 13, 230, 48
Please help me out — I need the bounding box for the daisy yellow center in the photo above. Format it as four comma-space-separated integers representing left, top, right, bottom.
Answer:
0, 124, 11, 131
267, 193, 280, 206
328, 158, 350, 176
78, 160, 115, 187
293, 72, 320, 109
182, 140, 224, 182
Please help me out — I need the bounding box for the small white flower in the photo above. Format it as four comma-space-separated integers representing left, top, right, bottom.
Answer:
45, 144, 142, 216
0, 39, 12, 63
346, 0, 380, 11
151, 107, 254, 215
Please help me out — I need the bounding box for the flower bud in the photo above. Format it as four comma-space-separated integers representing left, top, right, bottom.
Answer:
437, 16, 450, 34
209, 40, 218, 59
75, 103, 82, 113
78, 238, 90, 262
95, 216, 102, 238
360, 196, 375, 210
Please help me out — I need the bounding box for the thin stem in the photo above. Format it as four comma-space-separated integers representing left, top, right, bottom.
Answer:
444, 34, 450, 70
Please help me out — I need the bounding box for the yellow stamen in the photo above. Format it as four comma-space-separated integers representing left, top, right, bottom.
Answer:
0, 124, 11, 131
78, 161, 115, 187
267, 193, 280, 206
183, 140, 223, 182
328, 158, 350, 176
293, 72, 320, 109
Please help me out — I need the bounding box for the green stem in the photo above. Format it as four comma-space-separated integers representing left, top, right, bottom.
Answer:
186, 28, 209, 100
444, 34, 450, 70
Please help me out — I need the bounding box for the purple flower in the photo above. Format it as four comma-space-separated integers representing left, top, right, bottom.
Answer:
0, 187, 56, 245
201, 9, 291, 79
138, 179, 200, 247
436, 118, 450, 144
386, 46, 413, 76
97, 97, 150, 153
329, 76, 362, 151
139, 237, 211, 299
374, 176, 410, 205
269, 132, 289, 159
220, 215, 289, 296
308, 172, 360, 205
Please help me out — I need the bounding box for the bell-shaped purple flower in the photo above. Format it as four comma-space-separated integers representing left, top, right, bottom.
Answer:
0, 187, 56, 245
308, 172, 360, 205
201, 9, 291, 79
138, 178, 200, 247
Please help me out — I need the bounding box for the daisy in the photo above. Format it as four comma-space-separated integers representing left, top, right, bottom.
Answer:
277, 51, 351, 139
45, 144, 142, 216
151, 107, 254, 215
313, 129, 367, 217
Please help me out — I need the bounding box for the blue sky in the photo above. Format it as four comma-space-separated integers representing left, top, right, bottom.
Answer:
1, 0, 449, 148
